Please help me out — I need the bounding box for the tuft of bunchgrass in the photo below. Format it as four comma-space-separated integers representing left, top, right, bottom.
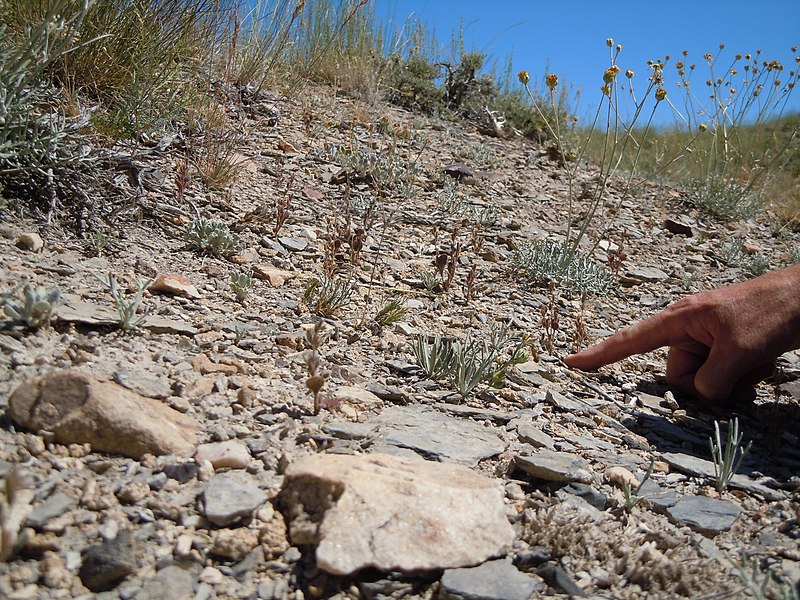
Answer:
373, 299, 409, 329
302, 276, 354, 317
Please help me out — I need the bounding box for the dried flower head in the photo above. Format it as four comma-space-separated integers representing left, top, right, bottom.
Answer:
655, 87, 667, 102
606, 37, 614, 47
518, 70, 530, 85
699, 123, 708, 132
545, 73, 559, 90
603, 65, 621, 83
625, 69, 634, 79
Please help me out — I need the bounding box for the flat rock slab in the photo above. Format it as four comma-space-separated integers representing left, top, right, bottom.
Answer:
203, 471, 267, 526
661, 452, 786, 501
368, 405, 506, 467
513, 450, 594, 484
440, 559, 544, 600
667, 495, 741, 536
8, 370, 199, 458
281, 453, 515, 576
57, 297, 197, 335
26, 491, 77, 530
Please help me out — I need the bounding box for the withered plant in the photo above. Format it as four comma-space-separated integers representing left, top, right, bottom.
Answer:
540, 281, 560, 354
303, 321, 327, 416
573, 291, 588, 353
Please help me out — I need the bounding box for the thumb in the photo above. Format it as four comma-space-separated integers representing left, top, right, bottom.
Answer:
692, 345, 744, 402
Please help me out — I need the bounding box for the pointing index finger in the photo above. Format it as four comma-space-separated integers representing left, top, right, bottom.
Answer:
564, 310, 676, 371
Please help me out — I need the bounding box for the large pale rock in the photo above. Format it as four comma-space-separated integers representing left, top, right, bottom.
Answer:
281, 453, 514, 576
8, 370, 198, 458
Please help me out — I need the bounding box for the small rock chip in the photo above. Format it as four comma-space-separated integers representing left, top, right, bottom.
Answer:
252, 264, 294, 287
278, 236, 308, 252
137, 563, 200, 600
663, 218, 694, 236
259, 513, 290, 560
516, 421, 555, 449
277, 137, 297, 153
78, 531, 139, 592
41, 551, 73, 589
605, 466, 639, 490
203, 471, 266, 526
116, 482, 150, 504
211, 528, 259, 561
26, 491, 76, 530
191, 353, 238, 375
513, 450, 594, 484
667, 495, 741, 536
195, 440, 251, 470
15, 232, 44, 252
148, 273, 200, 299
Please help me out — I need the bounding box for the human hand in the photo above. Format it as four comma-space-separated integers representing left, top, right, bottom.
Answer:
564, 265, 800, 401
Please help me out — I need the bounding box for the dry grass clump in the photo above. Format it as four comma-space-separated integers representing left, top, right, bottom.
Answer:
522, 503, 740, 598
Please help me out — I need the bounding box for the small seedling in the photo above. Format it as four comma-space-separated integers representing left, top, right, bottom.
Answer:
621, 458, 655, 512
229, 269, 254, 302
412, 326, 523, 399
417, 269, 440, 292
99, 273, 154, 331
709, 417, 752, 492
185, 217, 240, 257
2, 283, 62, 328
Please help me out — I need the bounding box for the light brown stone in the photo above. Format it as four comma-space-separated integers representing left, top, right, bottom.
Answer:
15, 232, 44, 252
282, 453, 514, 576
195, 441, 251, 470
148, 273, 200, 299
8, 370, 199, 458
210, 529, 259, 561
191, 353, 238, 375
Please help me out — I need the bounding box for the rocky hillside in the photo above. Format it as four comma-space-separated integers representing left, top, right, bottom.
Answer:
1, 83, 799, 599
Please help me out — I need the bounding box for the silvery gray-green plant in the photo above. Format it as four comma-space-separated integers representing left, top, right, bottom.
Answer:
2, 283, 62, 328
99, 273, 154, 331
412, 334, 457, 380
727, 549, 800, 600
229, 269, 254, 302
512, 239, 614, 295
412, 324, 526, 399
185, 218, 240, 257
709, 417, 752, 492
446, 335, 498, 398
0, 0, 97, 177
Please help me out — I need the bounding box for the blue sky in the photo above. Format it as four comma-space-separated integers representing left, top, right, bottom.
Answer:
373, 0, 800, 125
